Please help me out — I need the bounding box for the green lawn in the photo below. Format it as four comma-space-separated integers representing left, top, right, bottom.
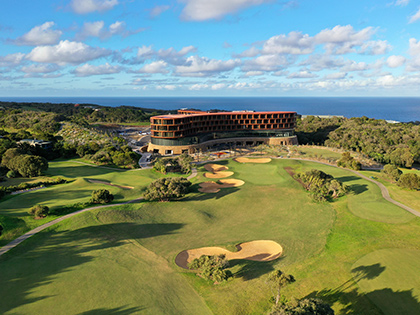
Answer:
352, 249, 420, 315
1, 158, 419, 314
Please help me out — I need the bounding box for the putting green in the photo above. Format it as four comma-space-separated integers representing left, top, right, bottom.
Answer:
352, 249, 420, 315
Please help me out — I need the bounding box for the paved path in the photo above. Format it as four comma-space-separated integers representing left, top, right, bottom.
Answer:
187, 168, 197, 180
0, 197, 144, 257
286, 157, 420, 218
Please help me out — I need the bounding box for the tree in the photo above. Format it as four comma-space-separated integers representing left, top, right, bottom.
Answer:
143, 177, 191, 201
397, 173, 420, 190
270, 298, 334, 315
382, 164, 402, 181
337, 152, 361, 170
28, 205, 49, 218
17, 155, 48, 177
90, 189, 114, 204
267, 270, 296, 306
188, 254, 231, 284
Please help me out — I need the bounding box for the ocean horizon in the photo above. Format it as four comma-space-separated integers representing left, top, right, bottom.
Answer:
1, 96, 419, 123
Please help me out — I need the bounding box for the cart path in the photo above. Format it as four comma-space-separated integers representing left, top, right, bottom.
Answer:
187, 168, 197, 180
0, 197, 144, 257
287, 158, 420, 218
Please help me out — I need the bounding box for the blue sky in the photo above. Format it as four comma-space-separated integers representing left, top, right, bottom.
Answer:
1, 0, 420, 96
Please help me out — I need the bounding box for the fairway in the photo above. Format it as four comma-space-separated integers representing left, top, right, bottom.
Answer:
352, 249, 420, 315
1, 158, 419, 314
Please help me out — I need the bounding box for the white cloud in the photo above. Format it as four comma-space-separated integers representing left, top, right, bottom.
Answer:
180, 0, 272, 21
409, 8, 420, 23
262, 31, 315, 55
26, 40, 111, 65
407, 38, 420, 71
315, 25, 376, 54
156, 85, 177, 90
176, 56, 240, 77
136, 61, 169, 74
137, 45, 155, 58
287, 70, 317, 79
244, 71, 264, 76
211, 83, 227, 90
324, 72, 347, 80
150, 5, 170, 17
13, 22, 62, 46
0, 53, 25, 67
360, 40, 391, 55
395, 0, 409, 6
242, 55, 293, 71
189, 84, 209, 90
76, 21, 144, 40
73, 63, 121, 76
21, 64, 60, 73
70, 0, 119, 14
299, 54, 346, 71
387, 55, 406, 68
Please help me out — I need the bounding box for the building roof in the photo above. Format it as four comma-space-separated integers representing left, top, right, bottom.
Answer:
152, 110, 296, 119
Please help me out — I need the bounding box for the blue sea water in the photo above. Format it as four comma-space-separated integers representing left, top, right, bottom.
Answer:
1, 96, 420, 122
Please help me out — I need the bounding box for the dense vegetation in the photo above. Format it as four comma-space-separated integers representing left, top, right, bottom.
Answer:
152, 153, 193, 174
143, 177, 191, 201
294, 169, 348, 201
188, 254, 232, 283
296, 116, 420, 167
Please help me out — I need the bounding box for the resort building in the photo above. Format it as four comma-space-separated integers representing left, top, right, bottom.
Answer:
148, 109, 298, 155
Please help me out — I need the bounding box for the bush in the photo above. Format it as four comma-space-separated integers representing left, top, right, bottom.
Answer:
337, 152, 361, 170
397, 173, 420, 190
6, 170, 16, 178
90, 189, 114, 204
188, 254, 231, 284
382, 164, 402, 181
144, 177, 191, 202
28, 205, 49, 218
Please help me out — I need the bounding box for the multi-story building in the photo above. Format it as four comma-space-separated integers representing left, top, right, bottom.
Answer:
148, 109, 298, 155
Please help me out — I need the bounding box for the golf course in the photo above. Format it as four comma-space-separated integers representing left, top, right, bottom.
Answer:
0, 157, 419, 314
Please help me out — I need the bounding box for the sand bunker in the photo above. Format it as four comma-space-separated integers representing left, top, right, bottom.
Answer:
87, 179, 133, 190
234, 157, 272, 163
204, 171, 234, 179
199, 179, 244, 192
175, 240, 283, 269
204, 164, 229, 172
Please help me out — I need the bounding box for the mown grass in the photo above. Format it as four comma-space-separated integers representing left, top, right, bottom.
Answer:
1, 158, 419, 314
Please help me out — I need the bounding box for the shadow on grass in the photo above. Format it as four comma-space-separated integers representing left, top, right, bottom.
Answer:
78, 306, 145, 314
184, 185, 240, 201
348, 184, 368, 195
0, 222, 183, 314
230, 257, 282, 281
305, 263, 420, 315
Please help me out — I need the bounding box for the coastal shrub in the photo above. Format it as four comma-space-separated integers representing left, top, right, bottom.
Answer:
397, 173, 420, 190
381, 164, 402, 181
295, 169, 348, 201
337, 152, 361, 170
90, 189, 114, 204
188, 254, 231, 284
28, 205, 49, 218
143, 177, 191, 202
6, 170, 16, 178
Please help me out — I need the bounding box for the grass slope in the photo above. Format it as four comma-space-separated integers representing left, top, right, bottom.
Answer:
352, 249, 420, 315
1, 158, 419, 314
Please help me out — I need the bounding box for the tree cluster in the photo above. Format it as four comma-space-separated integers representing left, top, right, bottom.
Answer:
143, 177, 191, 202
188, 254, 232, 284
337, 152, 361, 170
325, 117, 419, 167
295, 169, 348, 201
152, 153, 193, 174
270, 298, 335, 315
1, 148, 48, 177
90, 189, 114, 204
381, 164, 402, 182
381, 164, 420, 190
295, 116, 344, 145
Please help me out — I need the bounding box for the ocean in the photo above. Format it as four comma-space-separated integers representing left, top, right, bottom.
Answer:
1, 97, 419, 122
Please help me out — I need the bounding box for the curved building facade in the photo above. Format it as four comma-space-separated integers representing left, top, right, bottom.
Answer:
148, 109, 298, 155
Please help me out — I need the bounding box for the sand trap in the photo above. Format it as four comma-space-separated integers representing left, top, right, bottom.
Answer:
204, 171, 234, 179
199, 179, 244, 190
198, 187, 221, 193
204, 164, 229, 172
234, 157, 272, 164
175, 240, 283, 269
87, 179, 133, 190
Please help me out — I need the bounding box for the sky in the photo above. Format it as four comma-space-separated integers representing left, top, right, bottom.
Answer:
1, 0, 420, 97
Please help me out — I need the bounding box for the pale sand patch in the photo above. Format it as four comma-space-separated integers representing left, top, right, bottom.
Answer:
204, 171, 234, 179
234, 157, 272, 164
175, 240, 283, 269
199, 179, 244, 189
204, 163, 229, 172
87, 179, 134, 190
